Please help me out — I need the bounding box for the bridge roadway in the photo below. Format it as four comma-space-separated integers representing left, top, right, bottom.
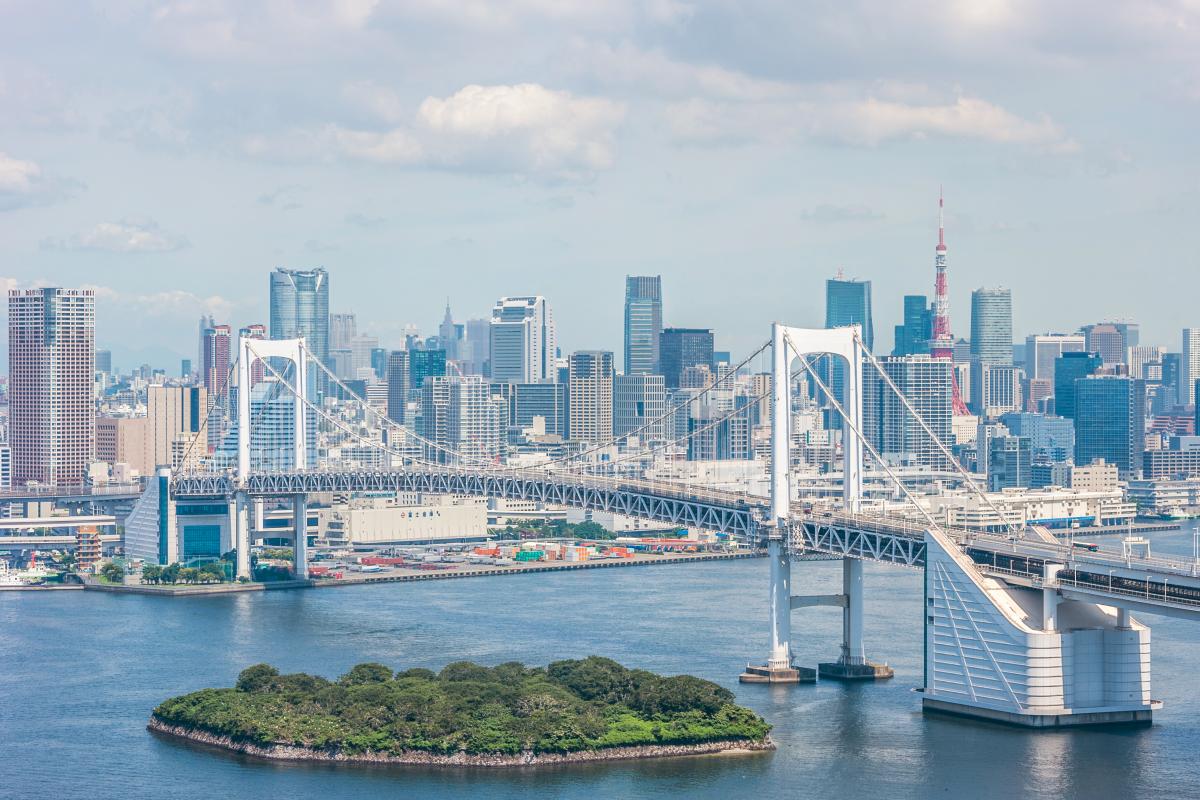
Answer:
171, 467, 1200, 617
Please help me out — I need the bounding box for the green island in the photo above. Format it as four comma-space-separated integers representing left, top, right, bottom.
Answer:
149, 657, 773, 767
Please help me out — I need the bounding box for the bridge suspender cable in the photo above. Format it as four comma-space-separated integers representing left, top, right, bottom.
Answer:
854, 331, 1021, 538
781, 331, 948, 537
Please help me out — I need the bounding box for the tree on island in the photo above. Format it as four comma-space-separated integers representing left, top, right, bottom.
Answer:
151, 656, 772, 759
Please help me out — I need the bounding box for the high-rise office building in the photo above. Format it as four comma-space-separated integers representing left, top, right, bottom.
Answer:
461, 318, 491, 377
825, 273, 873, 351
988, 435, 1033, 491
969, 287, 1013, 365
1128, 346, 1166, 381
420, 375, 504, 465
200, 322, 232, 399
893, 295, 932, 356
969, 362, 1021, 417
499, 383, 567, 438
409, 349, 447, 391
623, 275, 663, 376
330, 313, 357, 351
147, 385, 208, 471
660, 328, 714, 389
567, 351, 614, 443
489, 296, 556, 384
1162, 352, 1183, 405
385, 351, 409, 424
270, 267, 330, 392
181, 358, 192, 379
1074, 376, 1145, 478
1181, 328, 1200, 405
1024, 333, 1085, 382
614, 374, 668, 444
999, 412, 1075, 463
862, 354, 953, 469
95, 349, 113, 374
239, 324, 267, 388
1081, 323, 1128, 367
8, 288, 95, 486
96, 416, 150, 475
1054, 351, 1103, 420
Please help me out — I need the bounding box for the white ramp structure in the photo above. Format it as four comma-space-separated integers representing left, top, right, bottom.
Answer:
742, 323, 892, 683
923, 531, 1157, 726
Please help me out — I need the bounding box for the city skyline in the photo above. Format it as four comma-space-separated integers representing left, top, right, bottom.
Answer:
1, 3, 1198, 366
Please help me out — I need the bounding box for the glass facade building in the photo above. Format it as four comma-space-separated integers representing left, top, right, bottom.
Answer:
825, 276, 873, 350
893, 295, 932, 356
1074, 375, 1145, 478
862, 355, 953, 469
623, 275, 662, 376
614, 374, 668, 443
970, 287, 1013, 365
660, 328, 714, 390
269, 267, 329, 395
1054, 351, 1103, 420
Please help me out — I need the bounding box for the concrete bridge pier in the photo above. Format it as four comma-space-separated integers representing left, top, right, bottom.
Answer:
293, 493, 308, 580
741, 533, 813, 683
229, 492, 250, 581
817, 557, 894, 680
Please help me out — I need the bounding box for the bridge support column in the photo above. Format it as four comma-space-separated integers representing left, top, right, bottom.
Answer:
818, 558, 894, 680
741, 534, 814, 684
230, 492, 250, 581
293, 493, 308, 580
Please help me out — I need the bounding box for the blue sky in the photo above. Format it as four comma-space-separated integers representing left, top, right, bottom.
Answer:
1, 1, 1197, 370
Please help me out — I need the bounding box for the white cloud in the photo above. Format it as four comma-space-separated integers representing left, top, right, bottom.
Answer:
0, 152, 77, 211
663, 91, 1076, 152
251, 83, 626, 180
43, 220, 189, 253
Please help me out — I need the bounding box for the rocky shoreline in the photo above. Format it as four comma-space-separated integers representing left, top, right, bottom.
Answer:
147, 717, 774, 767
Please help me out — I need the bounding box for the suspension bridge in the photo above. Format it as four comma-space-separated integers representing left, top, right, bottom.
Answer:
127, 323, 1200, 728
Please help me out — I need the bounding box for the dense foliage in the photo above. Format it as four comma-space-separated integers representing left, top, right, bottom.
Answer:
153, 657, 770, 756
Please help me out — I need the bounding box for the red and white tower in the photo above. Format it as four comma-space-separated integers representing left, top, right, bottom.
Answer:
929, 190, 970, 415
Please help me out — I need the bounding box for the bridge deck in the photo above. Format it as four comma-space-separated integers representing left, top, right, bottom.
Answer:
171, 467, 1200, 615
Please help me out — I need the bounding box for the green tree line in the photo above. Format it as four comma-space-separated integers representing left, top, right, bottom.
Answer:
152, 656, 770, 756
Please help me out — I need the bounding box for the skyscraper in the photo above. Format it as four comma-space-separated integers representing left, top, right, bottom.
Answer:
969, 362, 1021, 417
970, 287, 1013, 365
330, 312, 357, 352
624, 275, 663, 375
1024, 333, 1086, 383
614, 374, 668, 443
8, 288, 95, 486
270, 268, 330, 393
386, 350, 409, 424
825, 273, 873, 351
567, 351, 614, 443
95, 350, 113, 374
410, 349, 447, 391
1081, 323, 1128, 367
862, 354, 953, 469
893, 295, 932, 356
461, 318, 491, 377
1181, 328, 1200, 405
500, 383, 567, 438
239, 324, 267, 388
420, 375, 504, 465
147, 385, 208, 470
660, 328, 714, 389
200, 322, 232, 400
1074, 376, 1145, 479
489, 296, 557, 384
1054, 351, 1103, 420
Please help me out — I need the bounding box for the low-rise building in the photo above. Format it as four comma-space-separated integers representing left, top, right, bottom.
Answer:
320, 495, 487, 546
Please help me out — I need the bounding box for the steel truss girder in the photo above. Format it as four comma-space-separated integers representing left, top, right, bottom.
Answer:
788, 519, 925, 568
171, 470, 759, 539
